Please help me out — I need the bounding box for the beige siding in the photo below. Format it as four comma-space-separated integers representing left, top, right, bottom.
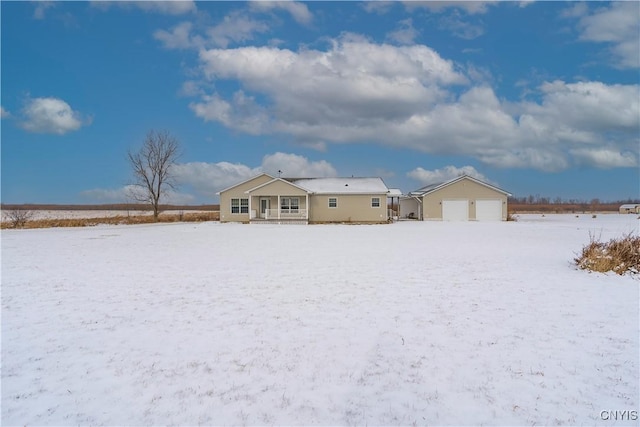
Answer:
248, 180, 308, 196
309, 194, 388, 223
421, 178, 508, 220
219, 174, 273, 222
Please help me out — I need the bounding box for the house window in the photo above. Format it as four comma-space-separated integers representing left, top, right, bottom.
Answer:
328, 197, 337, 208
280, 197, 299, 213
371, 197, 381, 208
231, 198, 249, 214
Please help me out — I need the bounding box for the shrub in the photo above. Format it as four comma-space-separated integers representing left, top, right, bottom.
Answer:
575, 233, 640, 275
4, 209, 34, 228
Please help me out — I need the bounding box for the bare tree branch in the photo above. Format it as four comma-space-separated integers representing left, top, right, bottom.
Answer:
4, 209, 34, 228
127, 130, 181, 220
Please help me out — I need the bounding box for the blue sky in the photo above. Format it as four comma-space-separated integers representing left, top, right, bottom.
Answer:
1, 1, 639, 205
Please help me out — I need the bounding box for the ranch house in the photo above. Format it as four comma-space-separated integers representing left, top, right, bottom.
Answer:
218, 173, 393, 224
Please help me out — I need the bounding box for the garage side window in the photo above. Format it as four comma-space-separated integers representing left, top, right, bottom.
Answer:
231, 198, 249, 214
328, 197, 337, 208
371, 197, 380, 208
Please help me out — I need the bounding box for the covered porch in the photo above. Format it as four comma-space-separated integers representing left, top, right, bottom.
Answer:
245, 178, 312, 224
249, 195, 309, 223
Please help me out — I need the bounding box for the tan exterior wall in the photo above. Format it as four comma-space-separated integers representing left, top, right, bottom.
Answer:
421, 178, 508, 220
248, 180, 308, 197
308, 194, 388, 223
219, 174, 273, 222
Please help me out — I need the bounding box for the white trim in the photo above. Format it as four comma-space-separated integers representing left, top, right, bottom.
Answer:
216, 173, 275, 195
328, 197, 338, 208
230, 197, 249, 215
413, 175, 511, 197
245, 177, 312, 194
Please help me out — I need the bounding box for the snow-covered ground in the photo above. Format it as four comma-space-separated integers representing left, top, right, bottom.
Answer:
2, 214, 638, 426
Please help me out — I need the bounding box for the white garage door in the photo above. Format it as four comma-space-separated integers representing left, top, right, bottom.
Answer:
476, 199, 502, 221
442, 200, 469, 221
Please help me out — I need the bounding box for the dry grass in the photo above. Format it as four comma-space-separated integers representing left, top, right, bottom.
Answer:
575, 233, 640, 275
4, 209, 35, 228
1, 211, 220, 230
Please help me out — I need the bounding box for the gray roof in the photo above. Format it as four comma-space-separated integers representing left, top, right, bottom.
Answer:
289, 177, 390, 194
408, 174, 511, 197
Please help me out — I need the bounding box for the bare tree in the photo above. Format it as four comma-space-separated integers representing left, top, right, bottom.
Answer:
127, 130, 181, 221
5, 209, 34, 228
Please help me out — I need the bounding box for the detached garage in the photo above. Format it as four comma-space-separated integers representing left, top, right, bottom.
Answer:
402, 175, 511, 221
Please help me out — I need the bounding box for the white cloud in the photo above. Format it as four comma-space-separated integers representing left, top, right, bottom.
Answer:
195, 37, 466, 137
154, 21, 201, 50
190, 91, 269, 135
403, 1, 498, 15
387, 19, 419, 45
570, 148, 638, 169
1, 106, 10, 119
249, 1, 313, 25
20, 97, 88, 135
560, 3, 588, 19
178, 80, 205, 97
172, 161, 261, 196
517, 80, 639, 142
438, 12, 485, 40
573, 2, 640, 69
33, 1, 56, 19
135, 1, 196, 15
407, 165, 491, 185
362, 1, 395, 15
92, 1, 196, 15
189, 35, 637, 172
205, 11, 270, 48
261, 152, 338, 178
169, 153, 338, 198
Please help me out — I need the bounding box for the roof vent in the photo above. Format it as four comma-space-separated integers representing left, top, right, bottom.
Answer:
345, 184, 349, 186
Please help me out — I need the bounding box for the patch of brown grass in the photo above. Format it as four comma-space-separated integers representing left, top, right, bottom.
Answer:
575, 233, 640, 275
0, 212, 220, 229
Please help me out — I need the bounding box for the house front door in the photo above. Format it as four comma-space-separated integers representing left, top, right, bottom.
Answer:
260, 198, 270, 218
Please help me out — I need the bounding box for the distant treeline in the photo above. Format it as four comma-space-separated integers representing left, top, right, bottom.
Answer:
508, 196, 639, 213
508, 195, 639, 205
0, 203, 220, 211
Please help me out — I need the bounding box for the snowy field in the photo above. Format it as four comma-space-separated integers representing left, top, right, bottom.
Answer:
2, 214, 638, 426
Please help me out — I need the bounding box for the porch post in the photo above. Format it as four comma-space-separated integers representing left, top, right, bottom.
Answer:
278, 195, 281, 220
248, 194, 252, 221
306, 193, 309, 221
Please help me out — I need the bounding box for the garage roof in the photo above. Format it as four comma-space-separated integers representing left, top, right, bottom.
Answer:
409, 174, 511, 197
